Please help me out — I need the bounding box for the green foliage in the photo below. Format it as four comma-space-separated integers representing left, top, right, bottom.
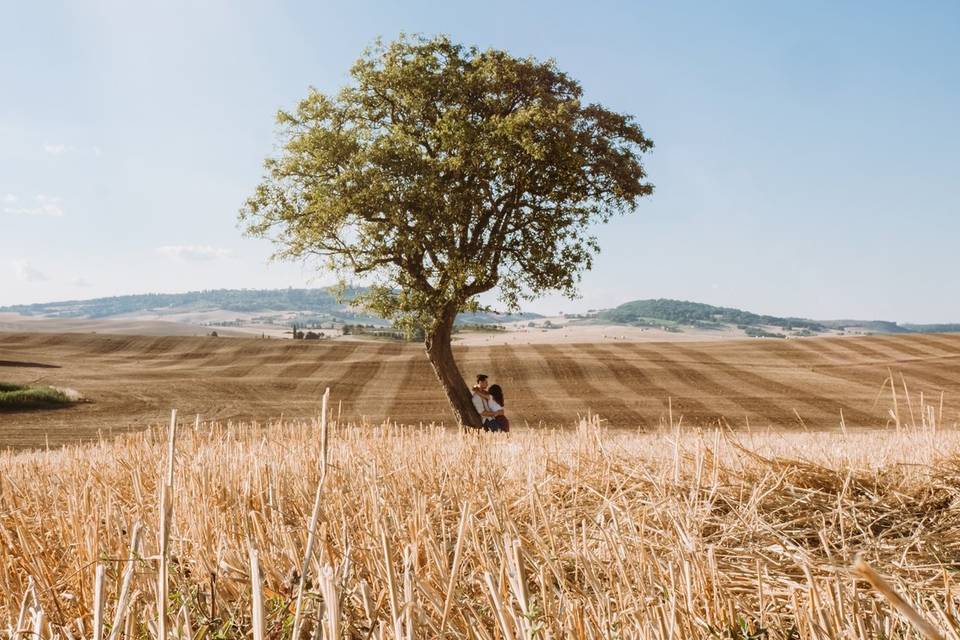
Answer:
0, 287, 376, 320
0, 287, 538, 327
0, 383, 74, 410
240, 34, 653, 334
598, 299, 826, 332
707, 616, 770, 639
454, 323, 506, 333
903, 323, 960, 333
743, 326, 785, 339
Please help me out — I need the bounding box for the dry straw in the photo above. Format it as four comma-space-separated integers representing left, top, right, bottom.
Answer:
0, 383, 958, 638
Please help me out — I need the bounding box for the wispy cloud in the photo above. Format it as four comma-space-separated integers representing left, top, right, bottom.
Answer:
43, 143, 74, 156
3, 194, 64, 217
92, 146, 103, 157
156, 244, 232, 261
69, 276, 92, 287
12, 260, 48, 282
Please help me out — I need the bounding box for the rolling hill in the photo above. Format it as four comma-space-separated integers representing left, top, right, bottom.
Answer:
1, 330, 959, 447
0, 288, 539, 328
589, 298, 960, 336
2, 291, 956, 339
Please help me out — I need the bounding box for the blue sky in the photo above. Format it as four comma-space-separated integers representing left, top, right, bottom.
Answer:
1, 1, 958, 322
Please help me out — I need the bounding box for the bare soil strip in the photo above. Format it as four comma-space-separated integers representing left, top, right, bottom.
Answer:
279, 341, 362, 380
909, 333, 960, 352
867, 335, 952, 359
818, 338, 960, 390
573, 343, 703, 421
628, 344, 801, 426
330, 344, 399, 419
533, 344, 650, 428
2, 332, 959, 447
0, 360, 60, 368
823, 336, 905, 363
669, 343, 879, 426
490, 344, 569, 427
384, 346, 446, 425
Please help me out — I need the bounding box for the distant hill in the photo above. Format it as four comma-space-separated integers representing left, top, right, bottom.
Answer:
0, 288, 539, 326
594, 299, 826, 332
2, 292, 954, 337
902, 323, 960, 333
591, 299, 959, 336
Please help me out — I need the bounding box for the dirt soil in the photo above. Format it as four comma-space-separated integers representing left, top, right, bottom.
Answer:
0, 331, 958, 449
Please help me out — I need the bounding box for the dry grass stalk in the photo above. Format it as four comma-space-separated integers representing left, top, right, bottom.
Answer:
156, 409, 177, 640
106, 523, 141, 640
852, 555, 945, 640
291, 387, 330, 640
438, 501, 470, 638
91, 565, 105, 640
247, 542, 265, 640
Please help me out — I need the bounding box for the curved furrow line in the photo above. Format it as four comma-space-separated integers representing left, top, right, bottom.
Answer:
821, 338, 960, 389
867, 335, 954, 360
669, 344, 880, 426
145, 337, 222, 368
574, 344, 715, 424
251, 342, 305, 367
823, 338, 904, 364
782, 338, 867, 366
628, 344, 797, 427
192, 339, 238, 368
766, 337, 905, 389
89, 336, 140, 357
281, 341, 364, 387
350, 342, 427, 423
773, 337, 960, 402
0, 333, 33, 346
328, 343, 400, 419
384, 346, 440, 425
533, 344, 649, 428
760, 340, 847, 367
489, 344, 568, 428
213, 342, 276, 379
908, 333, 960, 353
885, 362, 960, 393
139, 336, 181, 358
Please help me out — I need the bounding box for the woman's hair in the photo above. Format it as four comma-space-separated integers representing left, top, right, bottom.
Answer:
489, 384, 504, 407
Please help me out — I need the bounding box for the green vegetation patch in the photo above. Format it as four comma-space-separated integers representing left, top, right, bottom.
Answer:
599, 299, 827, 332
0, 383, 76, 411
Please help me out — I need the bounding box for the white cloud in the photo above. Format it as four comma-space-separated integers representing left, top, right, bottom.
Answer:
3, 195, 64, 217
92, 146, 103, 157
156, 244, 232, 261
43, 143, 74, 156
69, 276, 92, 287
12, 260, 48, 282
2, 194, 16, 204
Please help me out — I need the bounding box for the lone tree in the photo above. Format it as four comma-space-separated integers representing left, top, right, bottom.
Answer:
241, 35, 653, 427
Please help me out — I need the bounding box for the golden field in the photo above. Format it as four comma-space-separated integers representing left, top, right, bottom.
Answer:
2, 331, 960, 637
1, 331, 959, 447
3, 405, 960, 638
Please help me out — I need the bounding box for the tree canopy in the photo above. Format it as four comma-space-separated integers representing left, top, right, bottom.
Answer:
240, 34, 654, 426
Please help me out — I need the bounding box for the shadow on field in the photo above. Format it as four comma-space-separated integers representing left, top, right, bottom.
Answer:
0, 360, 61, 368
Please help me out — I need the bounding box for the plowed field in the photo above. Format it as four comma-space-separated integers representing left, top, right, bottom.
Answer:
1, 331, 959, 448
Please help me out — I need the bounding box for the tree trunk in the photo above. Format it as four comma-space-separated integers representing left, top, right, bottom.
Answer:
425, 308, 482, 429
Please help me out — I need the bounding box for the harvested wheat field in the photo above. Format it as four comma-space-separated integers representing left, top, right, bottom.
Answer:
1, 331, 960, 448
4, 412, 960, 639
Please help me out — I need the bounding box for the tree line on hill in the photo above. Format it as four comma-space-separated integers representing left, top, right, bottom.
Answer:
0, 288, 539, 326
596, 299, 827, 331
593, 299, 960, 335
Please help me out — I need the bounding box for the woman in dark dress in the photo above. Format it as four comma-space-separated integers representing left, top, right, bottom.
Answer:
488, 384, 510, 432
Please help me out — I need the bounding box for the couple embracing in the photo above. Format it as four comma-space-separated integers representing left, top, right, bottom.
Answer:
470, 374, 510, 432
